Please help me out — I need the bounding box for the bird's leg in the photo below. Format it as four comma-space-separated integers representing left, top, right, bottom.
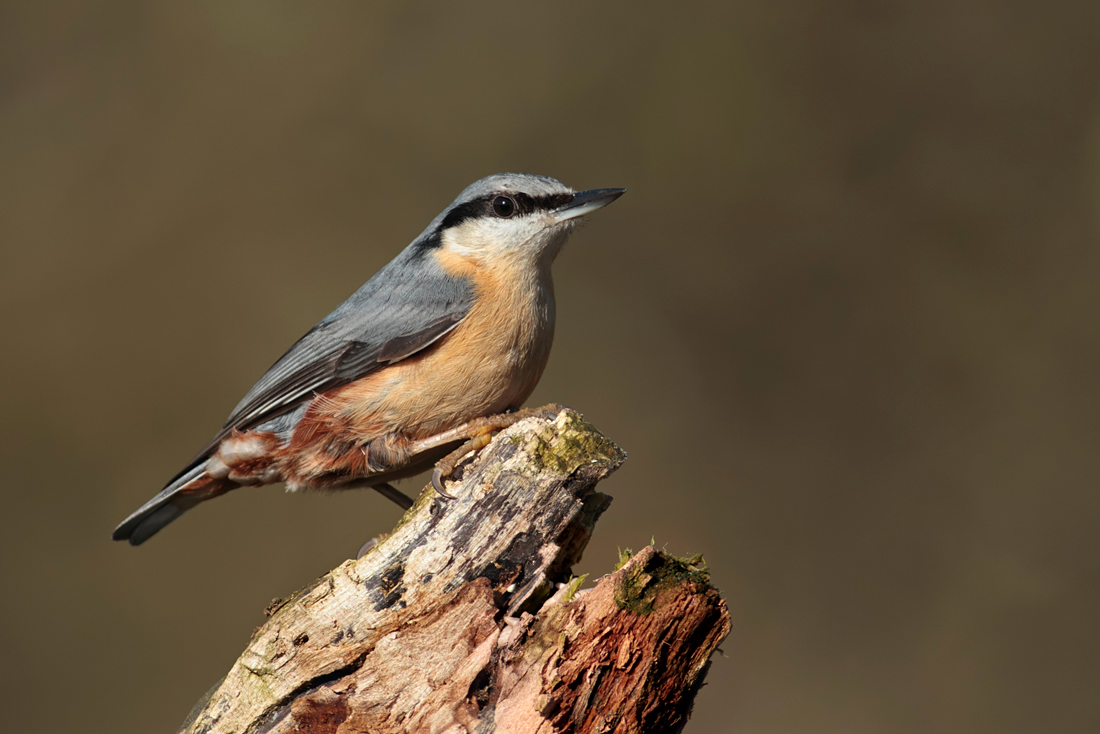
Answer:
370, 482, 415, 510
405, 404, 563, 499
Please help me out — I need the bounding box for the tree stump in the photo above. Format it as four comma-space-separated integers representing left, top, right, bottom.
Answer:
181, 408, 730, 734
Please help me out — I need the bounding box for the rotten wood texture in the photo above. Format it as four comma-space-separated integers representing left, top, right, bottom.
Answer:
181, 407, 730, 734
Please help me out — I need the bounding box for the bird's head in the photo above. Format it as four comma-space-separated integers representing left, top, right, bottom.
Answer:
431, 173, 624, 269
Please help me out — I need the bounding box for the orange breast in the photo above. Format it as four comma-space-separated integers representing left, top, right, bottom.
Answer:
314, 248, 556, 443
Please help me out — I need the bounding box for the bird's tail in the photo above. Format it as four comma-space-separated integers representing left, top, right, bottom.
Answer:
112, 464, 235, 545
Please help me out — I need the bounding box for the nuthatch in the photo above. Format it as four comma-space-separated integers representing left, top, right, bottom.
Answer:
113, 173, 624, 545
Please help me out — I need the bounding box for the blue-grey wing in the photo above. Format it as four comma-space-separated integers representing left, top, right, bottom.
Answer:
184, 244, 474, 473
225, 308, 466, 432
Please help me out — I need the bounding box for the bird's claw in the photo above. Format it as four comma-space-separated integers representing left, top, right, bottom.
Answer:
431, 466, 456, 500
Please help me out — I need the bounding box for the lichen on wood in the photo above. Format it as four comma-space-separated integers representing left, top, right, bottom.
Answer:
180, 407, 729, 734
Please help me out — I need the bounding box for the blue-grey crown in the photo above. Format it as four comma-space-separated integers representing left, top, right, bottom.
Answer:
426, 173, 575, 232
449, 173, 572, 208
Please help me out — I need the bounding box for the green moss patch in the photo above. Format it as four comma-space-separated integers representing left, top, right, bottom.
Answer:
614, 549, 710, 615
527, 412, 623, 475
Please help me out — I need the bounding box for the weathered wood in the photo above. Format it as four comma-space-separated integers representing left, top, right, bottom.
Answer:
181, 407, 730, 734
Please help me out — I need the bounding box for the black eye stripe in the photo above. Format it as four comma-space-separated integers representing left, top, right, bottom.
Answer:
504, 192, 574, 215
513, 193, 533, 213
532, 193, 574, 211
439, 200, 486, 230
439, 192, 575, 230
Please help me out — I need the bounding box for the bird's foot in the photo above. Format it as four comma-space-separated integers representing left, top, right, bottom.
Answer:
427, 404, 564, 499
431, 433, 492, 498
356, 531, 392, 560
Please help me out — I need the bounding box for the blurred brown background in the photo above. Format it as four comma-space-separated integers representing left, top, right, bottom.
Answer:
2, 1, 1098, 732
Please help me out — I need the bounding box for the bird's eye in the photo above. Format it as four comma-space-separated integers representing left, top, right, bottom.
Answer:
492, 195, 516, 218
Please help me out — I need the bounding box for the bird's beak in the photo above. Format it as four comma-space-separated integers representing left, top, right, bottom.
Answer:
552, 188, 626, 223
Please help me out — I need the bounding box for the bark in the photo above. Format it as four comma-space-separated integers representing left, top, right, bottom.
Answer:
181, 407, 730, 734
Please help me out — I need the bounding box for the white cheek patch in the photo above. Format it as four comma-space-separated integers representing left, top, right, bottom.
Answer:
441, 215, 546, 259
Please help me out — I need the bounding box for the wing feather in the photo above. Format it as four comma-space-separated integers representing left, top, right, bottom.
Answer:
171, 243, 474, 482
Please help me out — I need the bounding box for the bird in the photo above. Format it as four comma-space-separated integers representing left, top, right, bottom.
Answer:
112, 173, 624, 545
